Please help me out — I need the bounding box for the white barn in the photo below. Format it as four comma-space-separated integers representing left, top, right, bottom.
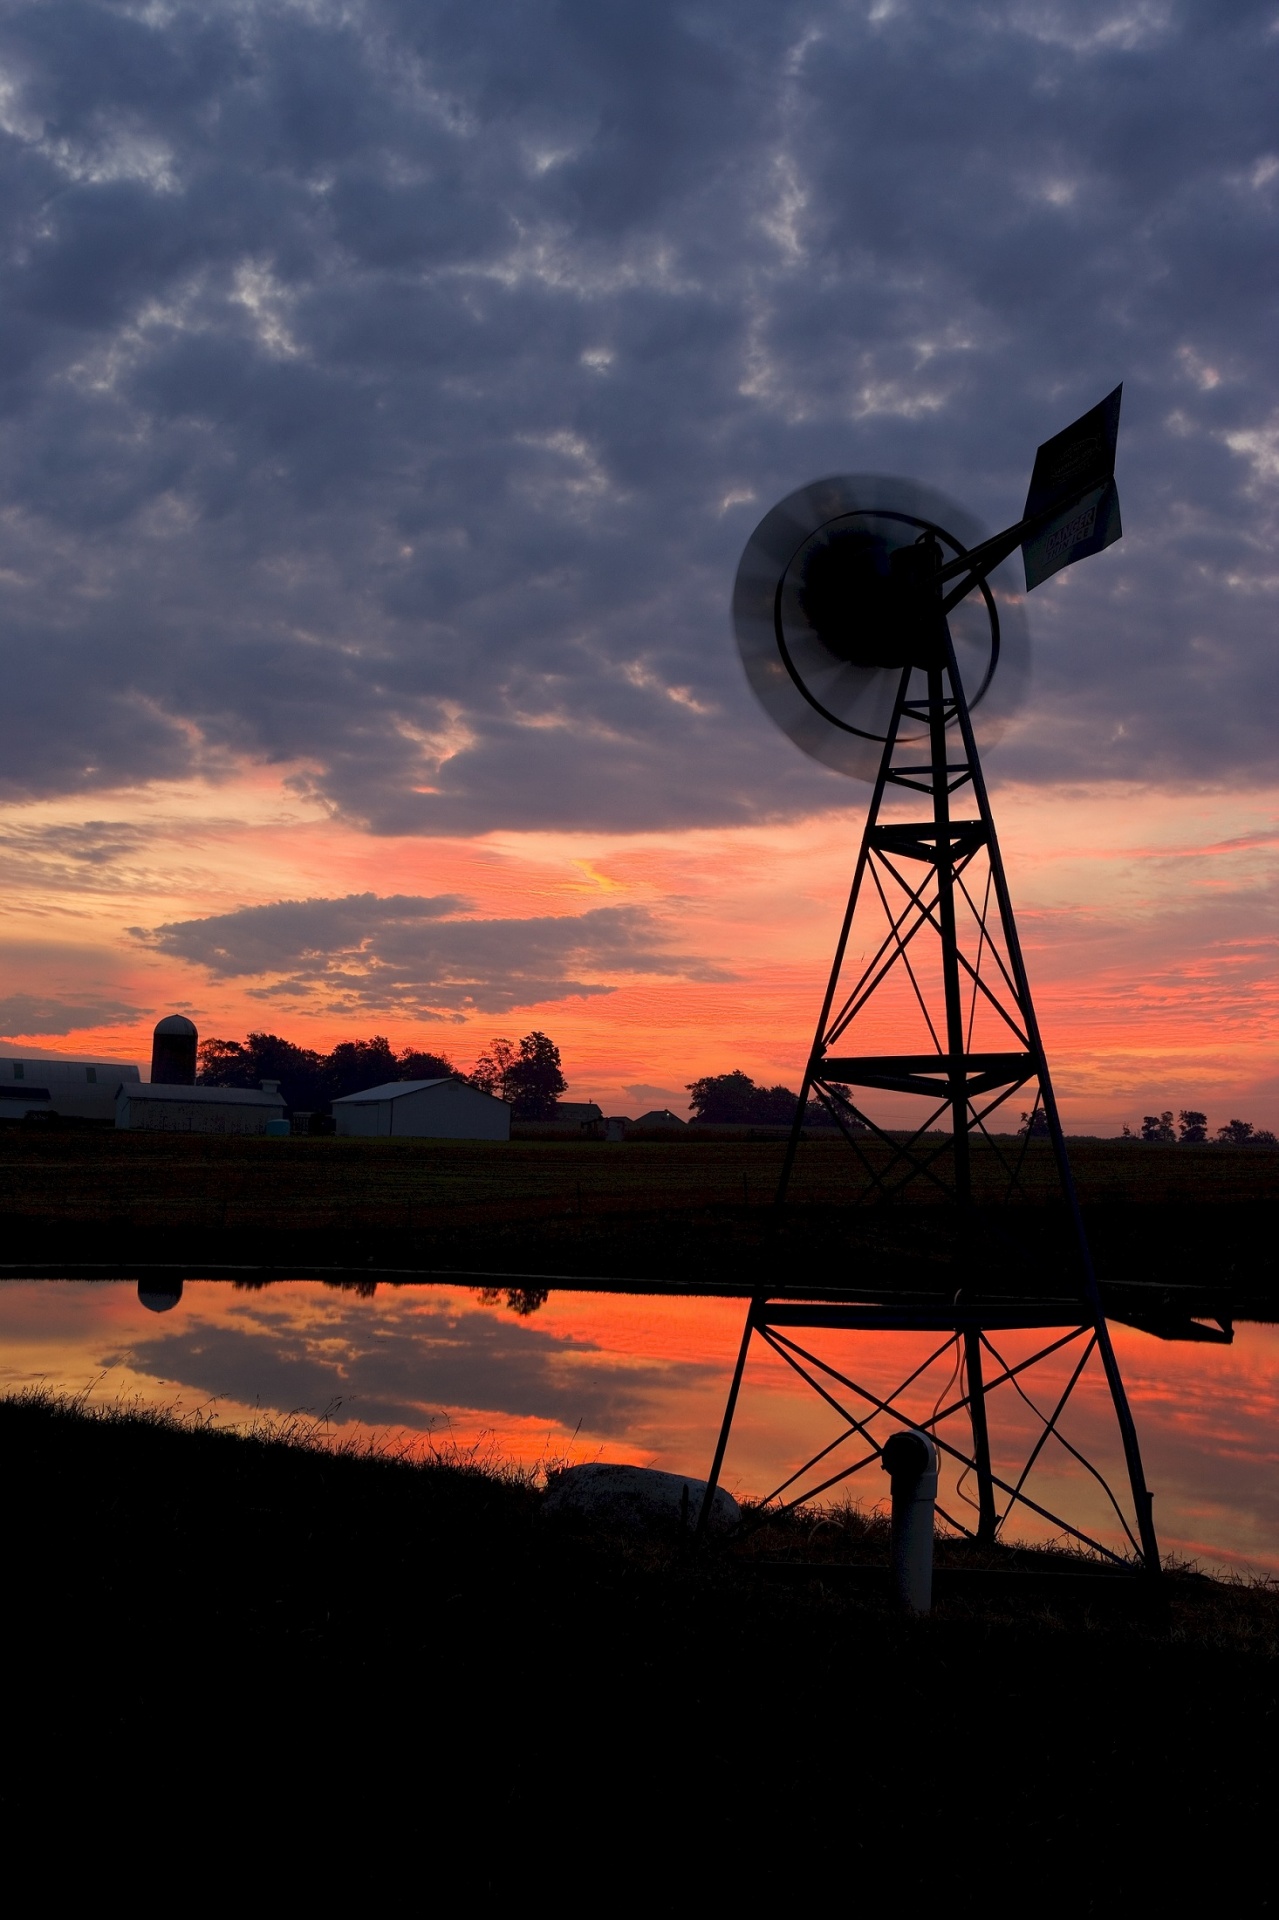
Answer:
116, 1082, 287, 1135
1, 1052, 141, 1123
332, 1078, 510, 1141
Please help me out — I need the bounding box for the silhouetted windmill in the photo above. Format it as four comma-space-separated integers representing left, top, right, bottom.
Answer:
700, 391, 1161, 1575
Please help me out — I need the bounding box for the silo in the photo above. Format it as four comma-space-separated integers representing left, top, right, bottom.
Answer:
150, 1014, 198, 1086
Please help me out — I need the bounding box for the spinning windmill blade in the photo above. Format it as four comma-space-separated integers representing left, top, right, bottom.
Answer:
699, 388, 1162, 1582
733, 475, 1030, 780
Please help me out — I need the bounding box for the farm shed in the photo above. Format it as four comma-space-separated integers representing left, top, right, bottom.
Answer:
1, 1053, 141, 1123
116, 1082, 286, 1135
332, 1078, 510, 1141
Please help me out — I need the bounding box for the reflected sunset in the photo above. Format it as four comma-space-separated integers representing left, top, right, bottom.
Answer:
4, 1278, 1276, 1578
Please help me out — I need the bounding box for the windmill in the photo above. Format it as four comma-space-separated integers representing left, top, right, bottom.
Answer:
698, 389, 1161, 1575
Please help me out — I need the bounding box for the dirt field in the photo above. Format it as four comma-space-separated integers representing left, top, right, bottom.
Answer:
0, 1129, 1275, 1304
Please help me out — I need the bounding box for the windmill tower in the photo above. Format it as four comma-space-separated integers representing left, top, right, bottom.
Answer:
699, 390, 1160, 1574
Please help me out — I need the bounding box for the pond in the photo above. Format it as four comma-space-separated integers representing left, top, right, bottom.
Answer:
2, 1277, 1276, 1579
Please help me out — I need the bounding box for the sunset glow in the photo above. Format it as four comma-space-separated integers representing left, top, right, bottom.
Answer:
2, 767, 1276, 1133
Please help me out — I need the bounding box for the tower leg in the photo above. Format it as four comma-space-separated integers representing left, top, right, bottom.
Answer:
926, 661, 972, 1204
963, 1329, 998, 1545
696, 1302, 756, 1539
1093, 1316, 1161, 1572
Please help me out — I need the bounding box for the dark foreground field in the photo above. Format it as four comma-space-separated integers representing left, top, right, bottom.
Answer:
2, 1131, 1278, 1302
2, 1392, 1275, 1903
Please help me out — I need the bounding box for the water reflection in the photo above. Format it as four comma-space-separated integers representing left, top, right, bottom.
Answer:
0, 1278, 1275, 1578
137, 1277, 183, 1314
475, 1285, 550, 1317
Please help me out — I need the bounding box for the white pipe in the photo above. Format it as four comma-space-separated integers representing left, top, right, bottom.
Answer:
882, 1429, 938, 1615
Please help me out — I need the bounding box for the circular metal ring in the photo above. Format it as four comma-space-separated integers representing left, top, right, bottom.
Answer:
732, 474, 1028, 782
771, 506, 1001, 741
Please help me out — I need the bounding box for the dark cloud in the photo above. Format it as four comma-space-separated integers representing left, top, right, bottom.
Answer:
0, 0, 1275, 832
0, 820, 150, 867
109, 1289, 713, 1431
134, 890, 725, 1013
624, 1082, 688, 1109
0, 991, 139, 1035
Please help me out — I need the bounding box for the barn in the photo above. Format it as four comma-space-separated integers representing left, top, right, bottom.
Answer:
116, 1081, 287, 1135
332, 1078, 510, 1141
1, 1052, 141, 1123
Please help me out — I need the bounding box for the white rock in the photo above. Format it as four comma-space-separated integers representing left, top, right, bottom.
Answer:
542, 1463, 740, 1534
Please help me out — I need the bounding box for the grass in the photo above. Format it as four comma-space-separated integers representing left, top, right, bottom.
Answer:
2, 1388, 1276, 1899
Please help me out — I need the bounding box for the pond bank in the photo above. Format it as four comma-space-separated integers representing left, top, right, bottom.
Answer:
1, 1392, 1274, 1901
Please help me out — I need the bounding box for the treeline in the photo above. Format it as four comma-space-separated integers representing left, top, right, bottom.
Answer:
196, 1040, 856, 1132
195, 1038, 1279, 1145
686, 1070, 864, 1130
1122, 1108, 1278, 1147
198, 1029, 566, 1119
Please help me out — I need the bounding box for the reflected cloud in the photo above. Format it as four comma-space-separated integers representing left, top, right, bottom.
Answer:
104, 1290, 716, 1433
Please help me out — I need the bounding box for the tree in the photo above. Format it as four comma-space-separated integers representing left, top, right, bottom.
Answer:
804, 1087, 868, 1132
686, 1070, 809, 1126
1019, 1108, 1050, 1139
687, 1071, 758, 1123
198, 1038, 249, 1084
1140, 1111, 1176, 1144
398, 1047, 456, 1082
199, 1032, 326, 1111
471, 1032, 567, 1118
324, 1036, 398, 1102
470, 1037, 516, 1099
1217, 1118, 1255, 1146
1178, 1109, 1208, 1144
506, 1031, 567, 1118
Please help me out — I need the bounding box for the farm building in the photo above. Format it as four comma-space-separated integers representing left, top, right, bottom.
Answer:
632, 1109, 687, 1130
116, 1081, 287, 1135
0, 1052, 141, 1123
150, 1013, 198, 1085
332, 1078, 510, 1141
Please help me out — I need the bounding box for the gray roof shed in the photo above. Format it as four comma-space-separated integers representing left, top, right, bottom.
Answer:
331, 1078, 510, 1141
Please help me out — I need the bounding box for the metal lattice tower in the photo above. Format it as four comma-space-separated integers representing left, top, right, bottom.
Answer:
699, 392, 1161, 1572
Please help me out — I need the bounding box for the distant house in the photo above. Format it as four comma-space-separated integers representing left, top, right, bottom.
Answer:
633, 1109, 687, 1130
116, 1081, 286, 1135
331, 1078, 510, 1141
554, 1103, 604, 1126
1, 1053, 141, 1124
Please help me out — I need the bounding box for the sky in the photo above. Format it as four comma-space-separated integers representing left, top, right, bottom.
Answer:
0, 0, 1276, 1129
